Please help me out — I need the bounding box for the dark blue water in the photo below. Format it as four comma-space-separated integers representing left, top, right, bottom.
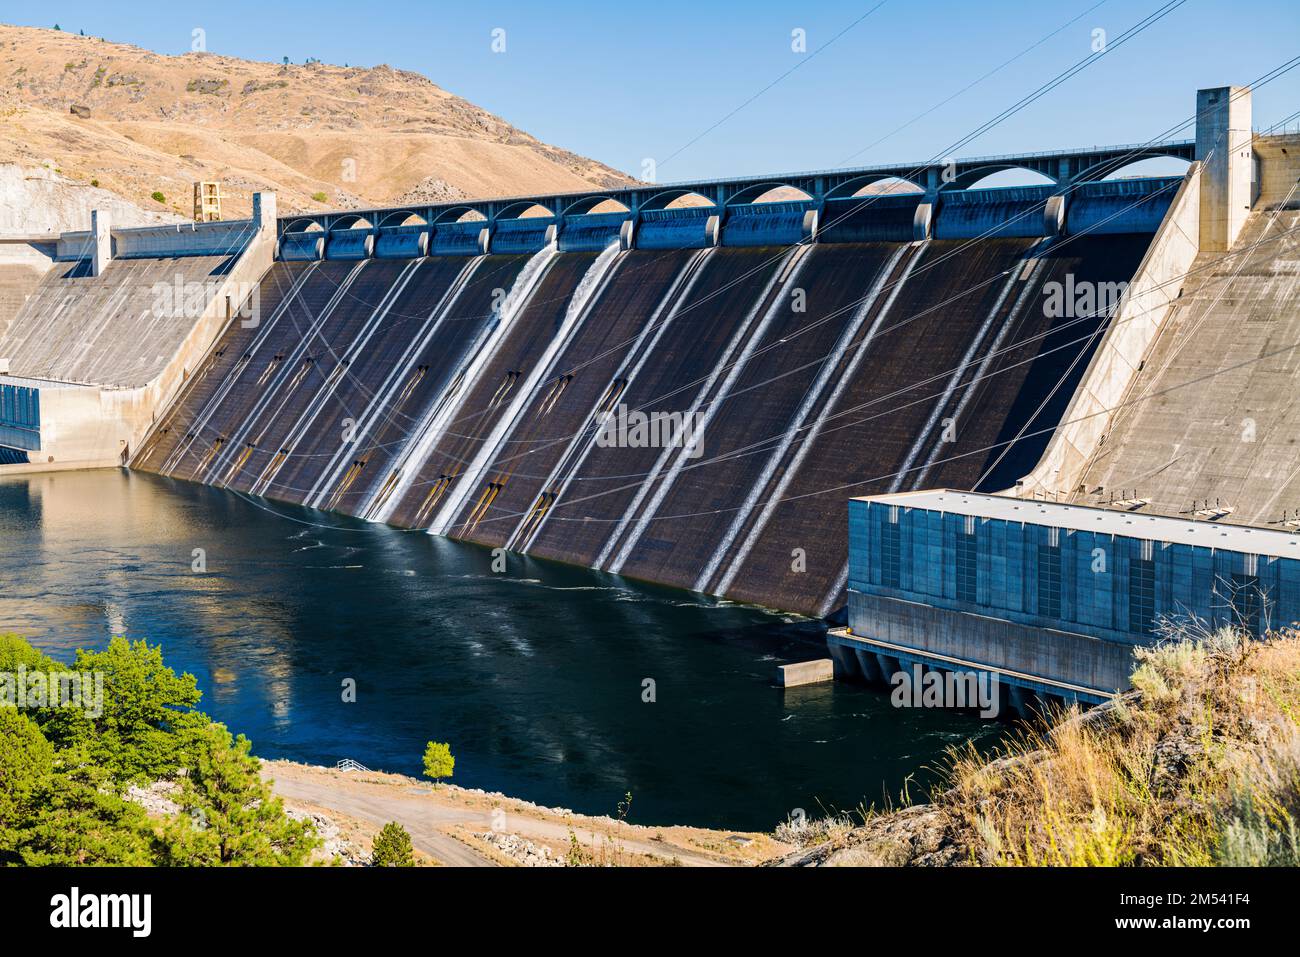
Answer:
0, 469, 1001, 830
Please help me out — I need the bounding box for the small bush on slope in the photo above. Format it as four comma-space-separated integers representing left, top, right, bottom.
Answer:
943, 626, 1300, 866
370, 821, 415, 867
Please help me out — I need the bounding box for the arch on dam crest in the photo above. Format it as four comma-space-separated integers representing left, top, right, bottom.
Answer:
282, 218, 325, 233
326, 214, 374, 232
639, 189, 718, 211
376, 210, 428, 227
494, 201, 555, 220
725, 182, 813, 206
433, 205, 487, 223
1079, 152, 1193, 182
560, 196, 630, 217
825, 174, 925, 199
942, 164, 1059, 191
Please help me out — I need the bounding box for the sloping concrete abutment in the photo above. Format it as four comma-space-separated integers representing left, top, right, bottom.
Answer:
0, 194, 277, 472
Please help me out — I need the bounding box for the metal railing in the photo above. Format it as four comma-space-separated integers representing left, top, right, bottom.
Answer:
279, 139, 1198, 228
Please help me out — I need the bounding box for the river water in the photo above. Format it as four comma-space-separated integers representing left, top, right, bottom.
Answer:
0, 469, 1001, 830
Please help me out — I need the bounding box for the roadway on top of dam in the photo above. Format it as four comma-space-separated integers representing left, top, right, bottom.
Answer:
280, 139, 1197, 233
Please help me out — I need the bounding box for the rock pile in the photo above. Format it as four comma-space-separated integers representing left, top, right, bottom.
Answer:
476, 831, 562, 867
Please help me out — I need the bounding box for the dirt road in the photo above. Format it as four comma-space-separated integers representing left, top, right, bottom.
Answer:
263, 761, 785, 867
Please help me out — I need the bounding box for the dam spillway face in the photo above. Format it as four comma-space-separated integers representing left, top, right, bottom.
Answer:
0, 253, 238, 387
129, 184, 1171, 616
1069, 139, 1300, 526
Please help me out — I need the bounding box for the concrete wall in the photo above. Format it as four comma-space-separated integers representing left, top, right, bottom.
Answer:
58, 217, 264, 262
1018, 163, 1202, 498
832, 598, 1130, 696
0, 243, 55, 342
1064, 135, 1300, 524
0, 194, 277, 474
1196, 86, 1253, 252
1253, 133, 1300, 208
2, 254, 237, 386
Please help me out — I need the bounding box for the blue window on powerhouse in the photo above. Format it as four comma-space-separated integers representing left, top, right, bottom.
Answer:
848, 497, 1300, 645
0, 383, 41, 452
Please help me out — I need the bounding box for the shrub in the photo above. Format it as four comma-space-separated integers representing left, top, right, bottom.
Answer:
151, 191, 165, 204
422, 741, 454, 787
370, 821, 414, 866
311, 191, 327, 203
935, 626, 1300, 867
162, 722, 318, 866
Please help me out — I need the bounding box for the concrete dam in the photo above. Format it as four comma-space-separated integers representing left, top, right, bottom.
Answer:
830, 88, 1300, 708
7, 88, 1273, 628
122, 185, 1169, 617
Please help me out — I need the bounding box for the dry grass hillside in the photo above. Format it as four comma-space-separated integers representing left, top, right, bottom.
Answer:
777, 625, 1300, 866
0, 23, 634, 220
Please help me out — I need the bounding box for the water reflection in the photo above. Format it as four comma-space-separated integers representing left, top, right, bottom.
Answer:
0, 469, 1002, 830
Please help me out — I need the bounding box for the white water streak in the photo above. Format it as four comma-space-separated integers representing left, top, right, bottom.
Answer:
910, 258, 1046, 490
430, 241, 623, 535
887, 258, 1027, 497
307, 256, 482, 507
813, 248, 1046, 619
608, 245, 813, 574
367, 242, 558, 524
699, 243, 911, 594
160, 263, 319, 474
252, 259, 423, 496
514, 247, 716, 553
712, 242, 925, 597
595, 246, 797, 571
208, 260, 367, 483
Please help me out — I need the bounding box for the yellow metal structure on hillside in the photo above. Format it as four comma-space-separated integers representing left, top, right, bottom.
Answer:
193, 181, 222, 222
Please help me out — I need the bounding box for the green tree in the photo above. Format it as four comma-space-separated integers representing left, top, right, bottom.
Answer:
40, 636, 204, 782
0, 708, 54, 860
0, 633, 60, 674
370, 821, 414, 866
422, 741, 454, 787
162, 722, 317, 866
1, 635, 319, 867
17, 756, 158, 866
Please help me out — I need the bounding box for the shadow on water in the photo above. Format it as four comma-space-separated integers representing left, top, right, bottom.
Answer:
0, 468, 1005, 830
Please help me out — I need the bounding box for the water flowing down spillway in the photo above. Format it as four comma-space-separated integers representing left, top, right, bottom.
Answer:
429, 241, 625, 537
135, 216, 1161, 616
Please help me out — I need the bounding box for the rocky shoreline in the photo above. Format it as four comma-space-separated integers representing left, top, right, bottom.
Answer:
259, 759, 787, 867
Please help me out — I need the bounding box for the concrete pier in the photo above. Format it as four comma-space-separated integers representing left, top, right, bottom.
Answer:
1195, 85, 1253, 252
90, 208, 111, 277
777, 659, 834, 688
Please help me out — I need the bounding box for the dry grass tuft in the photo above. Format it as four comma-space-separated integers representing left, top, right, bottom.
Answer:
940, 626, 1300, 866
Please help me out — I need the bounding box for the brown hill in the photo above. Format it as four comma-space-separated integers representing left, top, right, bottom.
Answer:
0, 23, 634, 220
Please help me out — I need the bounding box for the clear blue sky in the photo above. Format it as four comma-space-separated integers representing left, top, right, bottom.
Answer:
10, 1, 1300, 181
